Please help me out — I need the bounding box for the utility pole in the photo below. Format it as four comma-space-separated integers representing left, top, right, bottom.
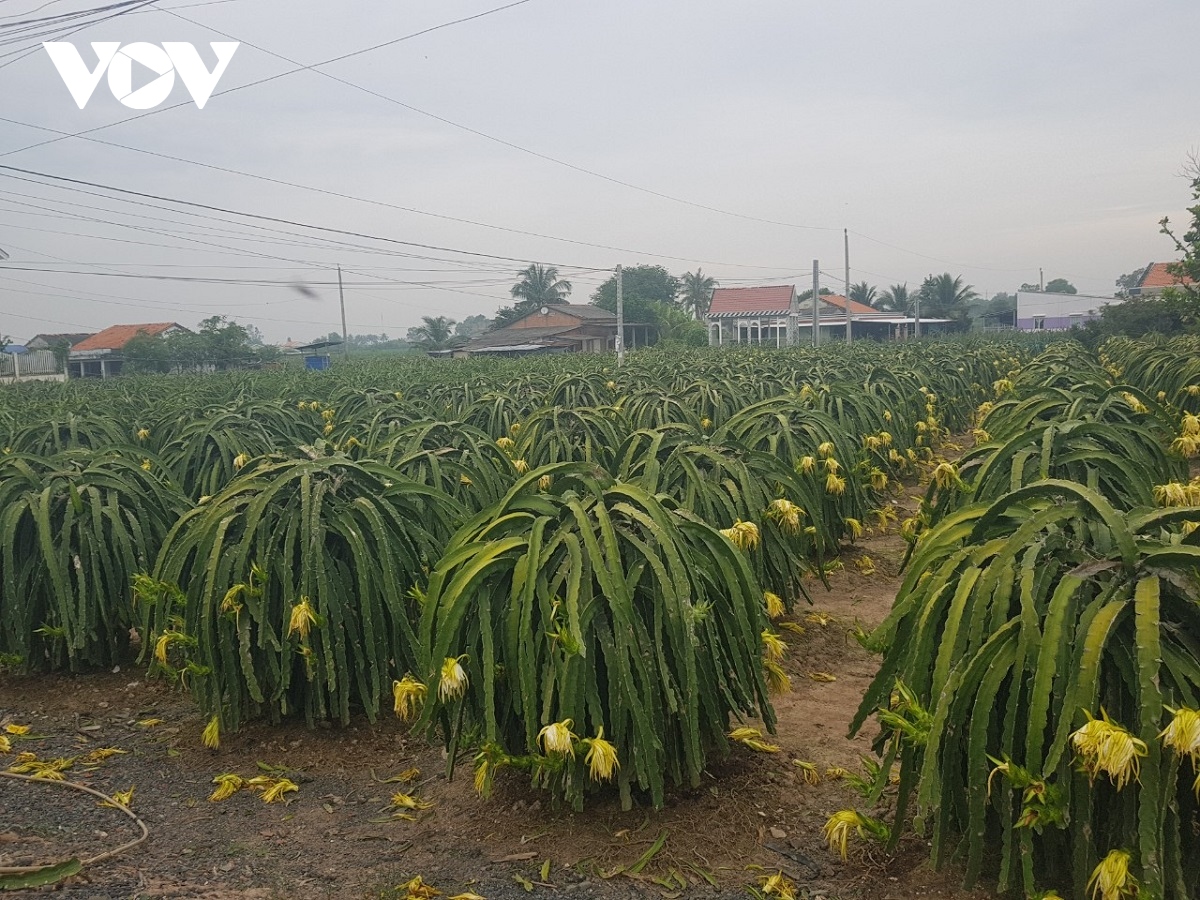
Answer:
788, 283, 798, 347
844, 228, 852, 344
615, 265, 625, 366
337, 265, 349, 359
1039, 267, 1044, 292
811, 260, 820, 348
914, 292, 921, 339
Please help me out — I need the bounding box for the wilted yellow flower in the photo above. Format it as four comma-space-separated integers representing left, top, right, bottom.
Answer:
825, 473, 846, 495
797, 456, 816, 474
538, 719, 577, 757
83, 747, 127, 763
1159, 706, 1200, 762
1071, 709, 1146, 790
855, 555, 876, 575
4, 724, 30, 735
869, 468, 888, 491
496, 436, 515, 453
1121, 392, 1148, 414
763, 591, 786, 619
136, 718, 164, 728
759, 872, 797, 900
140, 458, 152, 471
823, 810, 864, 861
459, 473, 473, 486
764, 659, 792, 694
198, 494, 212, 505
844, 517, 863, 540
260, 778, 299, 803
390, 791, 434, 810
154, 630, 187, 667
765, 498, 803, 534
993, 378, 1013, 396
392, 674, 427, 721
583, 727, 619, 782
720, 520, 760, 551
103, 786, 135, 809
792, 759, 819, 785
1181, 413, 1200, 437
817, 441, 835, 458
0, 735, 10, 753
700, 417, 712, 430
208, 773, 244, 802
809, 672, 837, 682
202, 715, 220, 750
136, 428, 150, 441
287, 597, 319, 639
538, 474, 553, 491
439, 655, 469, 702
232, 452, 249, 470
1087, 849, 1136, 900
761, 629, 788, 662
825, 766, 851, 780
728, 726, 780, 753
931, 462, 962, 490
513, 458, 529, 474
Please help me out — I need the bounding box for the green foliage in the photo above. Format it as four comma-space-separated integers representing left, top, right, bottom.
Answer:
147, 455, 460, 730
0, 449, 185, 670
123, 317, 273, 373
416, 464, 774, 810
855, 341, 1200, 899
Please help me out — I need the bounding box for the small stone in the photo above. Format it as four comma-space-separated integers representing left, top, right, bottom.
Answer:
770, 827, 787, 839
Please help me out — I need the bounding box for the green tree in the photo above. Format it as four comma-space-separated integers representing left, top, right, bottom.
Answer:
1044, 278, 1077, 294
591, 265, 681, 334
678, 269, 717, 320
495, 264, 573, 327
874, 284, 909, 313
975, 292, 1017, 328
455, 314, 490, 338
407, 316, 460, 351
1115, 266, 1149, 298
1159, 154, 1200, 306
848, 281, 877, 307
916, 273, 978, 326
654, 304, 708, 346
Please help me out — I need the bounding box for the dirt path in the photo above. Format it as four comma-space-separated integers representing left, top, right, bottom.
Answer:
0, 511, 994, 900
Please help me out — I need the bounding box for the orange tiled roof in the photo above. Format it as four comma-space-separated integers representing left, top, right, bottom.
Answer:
71, 323, 182, 352
1139, 262, 1195, 290
707, 286, 878, 317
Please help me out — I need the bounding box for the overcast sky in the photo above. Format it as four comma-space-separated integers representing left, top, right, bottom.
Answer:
1, 0, 1197, 343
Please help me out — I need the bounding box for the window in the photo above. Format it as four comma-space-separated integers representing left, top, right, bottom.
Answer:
1033, 316, 1045, 330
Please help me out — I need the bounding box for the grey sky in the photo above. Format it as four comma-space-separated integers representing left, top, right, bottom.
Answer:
1, 0, 1196, 342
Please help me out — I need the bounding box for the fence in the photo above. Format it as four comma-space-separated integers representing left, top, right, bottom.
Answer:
0, 350, 67, 383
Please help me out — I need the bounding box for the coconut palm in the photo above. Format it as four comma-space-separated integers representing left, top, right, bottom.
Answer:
678, 269, 718, 320
847, 281, 877, 308
916, 273, 978, 324
494, 264, 574, 327
875, 284, 910, 313
510, 264, 572, 305
408, 316, 459, 351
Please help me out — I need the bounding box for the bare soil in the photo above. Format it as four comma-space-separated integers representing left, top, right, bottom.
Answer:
0, 506, 995, 900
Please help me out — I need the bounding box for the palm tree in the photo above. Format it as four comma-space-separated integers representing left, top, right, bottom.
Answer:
678, 269, 717, 320
510, 264, 572, 305
408, 316, 459, 351
875, 284, 909, 313
916, 273, 979, 325
847, 281, 877, 308
494, 264, 574, 327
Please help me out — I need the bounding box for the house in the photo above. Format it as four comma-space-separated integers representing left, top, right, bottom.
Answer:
455, 303, 652, 358
705, 286, 948, 345
25, 332, 93, 351
1128, 262, 1196, 297
68, 322, 188, 378
1015, 292, 1110, 331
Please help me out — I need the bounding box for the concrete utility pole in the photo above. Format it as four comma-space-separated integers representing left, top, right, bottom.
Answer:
337, 265, 349, 359
1039, 267, 1044, 292
788, 283, 798, 347
844, 228, 852, 344
615, 265, 625, 366
914, 292, 921, 339
811, 259, 820, 347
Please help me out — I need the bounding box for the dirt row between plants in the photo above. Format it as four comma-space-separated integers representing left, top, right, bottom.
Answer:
0, 504, 994, 900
